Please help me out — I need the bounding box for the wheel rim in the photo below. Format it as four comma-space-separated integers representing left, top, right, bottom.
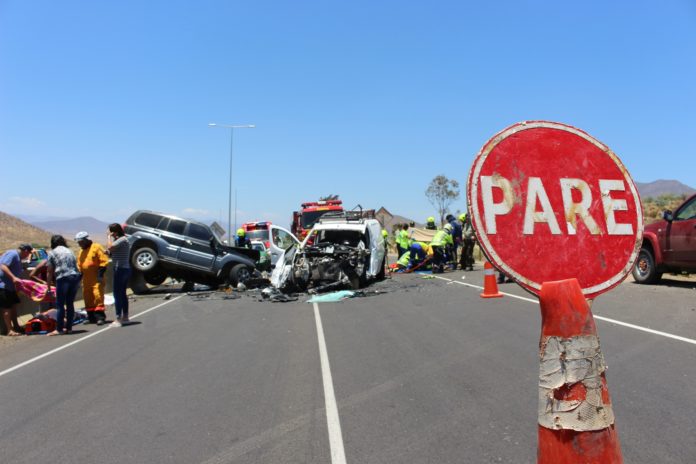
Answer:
136, 252, 153, 269
237, 268, 251, 282
636, 254, 649, 276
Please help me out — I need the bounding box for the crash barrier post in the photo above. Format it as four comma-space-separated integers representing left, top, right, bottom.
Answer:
480, 261, 503, 298
537, 278, 622, 464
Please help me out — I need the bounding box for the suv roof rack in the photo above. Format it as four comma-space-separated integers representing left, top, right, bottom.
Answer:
318, 210, 366, 223
318, 205, 376, 224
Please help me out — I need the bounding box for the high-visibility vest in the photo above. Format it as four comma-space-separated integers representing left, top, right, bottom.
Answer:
397, 251, 411, 267
430, 230, 450, 247
398, 230, 410, 248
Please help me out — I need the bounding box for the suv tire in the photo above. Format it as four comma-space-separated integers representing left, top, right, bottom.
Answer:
132, 247, 158, 272
632, 247, 662, 284
228, 264, 252, 287
144, 269, 167, 286
129, 271, 149, 295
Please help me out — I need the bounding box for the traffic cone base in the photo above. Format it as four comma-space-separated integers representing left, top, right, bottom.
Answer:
537, 278, 623, 464
480, 261, 503, 298
538, 426, 623, 464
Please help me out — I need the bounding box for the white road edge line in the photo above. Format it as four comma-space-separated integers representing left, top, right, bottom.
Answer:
432, 275, 696, 346
0, 295, 183, 379
312, 302, 348, 464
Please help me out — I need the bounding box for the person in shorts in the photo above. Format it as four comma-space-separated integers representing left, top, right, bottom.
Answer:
0, 244, 34, 336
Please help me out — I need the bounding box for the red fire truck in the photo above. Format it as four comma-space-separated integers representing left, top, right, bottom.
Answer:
291, 200, 344, 240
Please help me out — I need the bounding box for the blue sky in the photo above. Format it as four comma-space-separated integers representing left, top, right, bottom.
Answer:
1, 1, 694, 231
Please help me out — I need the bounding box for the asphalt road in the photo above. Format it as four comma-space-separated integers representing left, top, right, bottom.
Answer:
0, 269, 694, 463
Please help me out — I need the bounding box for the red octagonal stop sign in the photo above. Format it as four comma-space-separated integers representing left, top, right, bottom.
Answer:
467, 121, 643, 299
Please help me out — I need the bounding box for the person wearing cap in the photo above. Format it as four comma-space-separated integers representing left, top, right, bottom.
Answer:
425, 216, 437, 230
46, 235, 82, 336
459, 212, 476, 271
0, 243, 34, 335
76, 231, 110, 325
234, 228, 250, 248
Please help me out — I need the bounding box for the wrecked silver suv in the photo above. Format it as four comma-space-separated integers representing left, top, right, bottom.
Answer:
271, 213, 386, 293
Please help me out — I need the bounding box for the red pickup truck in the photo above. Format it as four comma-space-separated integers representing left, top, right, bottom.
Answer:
633, 193, 696, 283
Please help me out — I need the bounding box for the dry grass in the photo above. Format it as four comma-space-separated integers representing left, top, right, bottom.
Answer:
0, 211, 54, 251
642, 194, 688, 224
0, 211, 81, 254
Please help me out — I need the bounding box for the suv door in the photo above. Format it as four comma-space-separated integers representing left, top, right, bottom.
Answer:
269, 225, 301, 266
177, 222, 216, 272
156, 217, 188, 262
665, 196, 696, 266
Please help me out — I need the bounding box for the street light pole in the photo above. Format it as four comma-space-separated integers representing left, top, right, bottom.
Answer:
208, 123, 255, 242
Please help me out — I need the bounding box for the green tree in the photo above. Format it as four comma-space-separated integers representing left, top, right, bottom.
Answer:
425, 175, 460, 225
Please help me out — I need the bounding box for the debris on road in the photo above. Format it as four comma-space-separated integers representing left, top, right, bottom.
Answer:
307, 290, 356, 303
258, 287, 299, 303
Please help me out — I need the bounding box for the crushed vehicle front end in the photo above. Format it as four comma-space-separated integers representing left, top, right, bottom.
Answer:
272, 224, 372, 293
293, 240, 369, 291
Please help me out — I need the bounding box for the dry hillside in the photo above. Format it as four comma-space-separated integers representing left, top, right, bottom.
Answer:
0, 211, 56, 251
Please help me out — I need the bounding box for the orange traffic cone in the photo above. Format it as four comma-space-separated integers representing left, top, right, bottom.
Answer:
537, 278, 622, 463
480, 261, 503, 298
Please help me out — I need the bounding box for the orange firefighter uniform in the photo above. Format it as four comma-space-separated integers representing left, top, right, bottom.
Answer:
77, 242, 110, 319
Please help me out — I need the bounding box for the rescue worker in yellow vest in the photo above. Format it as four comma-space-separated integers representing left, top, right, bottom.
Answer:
381, 229, 390, 274
75, 231, 109, 325
408, 241, 433, 270
235, 228, 251, 248
381, 229, 389, 254
397, 224, 410, 258
392, 225, 402, 257
425, 216, 437, 230
430, 223, 453, 273
395, 250, 411, 271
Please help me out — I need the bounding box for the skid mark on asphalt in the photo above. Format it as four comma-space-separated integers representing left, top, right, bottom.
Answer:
432, 275, 696, 346
0, 296, 183, 379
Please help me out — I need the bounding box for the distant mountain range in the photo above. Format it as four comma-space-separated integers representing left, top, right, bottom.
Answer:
635, 180, 695, 199
28, 216, 112, 244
